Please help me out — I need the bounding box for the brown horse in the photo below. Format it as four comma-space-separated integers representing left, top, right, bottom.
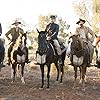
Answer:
66, 35, 91, 89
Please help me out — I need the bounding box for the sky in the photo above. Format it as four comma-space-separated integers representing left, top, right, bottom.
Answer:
0, 0, 79, 36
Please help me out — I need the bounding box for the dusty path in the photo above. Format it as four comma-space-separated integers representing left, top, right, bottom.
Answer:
0, 53, 100, 100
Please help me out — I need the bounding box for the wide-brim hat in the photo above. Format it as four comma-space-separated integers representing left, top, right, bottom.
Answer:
50, 15, 57, 19
12, 20, 21, 25
76, 18, 86, 24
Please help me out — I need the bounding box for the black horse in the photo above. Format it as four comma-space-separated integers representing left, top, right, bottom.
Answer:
36, 30, 66, 88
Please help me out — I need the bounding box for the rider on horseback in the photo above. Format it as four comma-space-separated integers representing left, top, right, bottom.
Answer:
70, 18, 95, 66
45, 15, 62, 64
5, 20, 30, 65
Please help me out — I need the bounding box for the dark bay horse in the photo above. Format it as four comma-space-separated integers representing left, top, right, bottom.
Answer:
36, 30, 66, 88
66, 35, 91, 89
10, 33, 27, 83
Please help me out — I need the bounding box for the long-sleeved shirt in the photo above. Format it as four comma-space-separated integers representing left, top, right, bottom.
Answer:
45, 22, 59, 39
75, 26, 95, 43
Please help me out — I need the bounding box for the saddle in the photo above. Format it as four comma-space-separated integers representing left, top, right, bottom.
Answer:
48, 40, 65, 56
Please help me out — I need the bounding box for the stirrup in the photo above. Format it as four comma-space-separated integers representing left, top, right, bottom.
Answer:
58, 58, 62, 64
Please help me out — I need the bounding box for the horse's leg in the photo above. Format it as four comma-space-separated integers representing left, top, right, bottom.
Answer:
73, 66, 77, 88
60, 63, 64, 83
79, 67, 82, 83
84, 67, 87, 83
47, 64, 51, 88
40, 64, 44, 88
60, 52, 66, 83
12, 62, 17, 82
54, 63, 60, 81
0, 68, 2, 78
58, 62, 64, 83
81, 66, 87, 90
21, 63, 25, 84
8, 45, 13, 65
16, 65, 20, 78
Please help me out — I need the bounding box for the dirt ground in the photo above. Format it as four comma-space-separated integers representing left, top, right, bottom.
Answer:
0, 52, 100, 100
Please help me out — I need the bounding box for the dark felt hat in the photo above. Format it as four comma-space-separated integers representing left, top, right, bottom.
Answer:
12, 20, 21, 25
76, 18, 86, 24
50, 15, 57, 19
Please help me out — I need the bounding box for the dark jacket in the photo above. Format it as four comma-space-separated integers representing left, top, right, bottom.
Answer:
45, 22, 59, 39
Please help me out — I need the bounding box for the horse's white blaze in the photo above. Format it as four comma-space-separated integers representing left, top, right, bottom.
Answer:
21, 77, 25, 84
66, 38, 73, 57
17, 55, 26, 63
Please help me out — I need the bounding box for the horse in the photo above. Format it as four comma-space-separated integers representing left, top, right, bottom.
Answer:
10, 33, 27, 84
66, 35, 91, 89
0, 38, 5, 73
36, 30, 66, 88
93, 35, 100, 68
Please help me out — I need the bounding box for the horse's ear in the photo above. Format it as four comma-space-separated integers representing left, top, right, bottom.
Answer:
95, 34, 97, 37
36, 28, 40, 33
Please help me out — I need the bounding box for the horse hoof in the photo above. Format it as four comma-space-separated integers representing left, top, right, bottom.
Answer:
93, 86, 97, 89
72, 86, 76, 90
33, 88, 37, 90
39, 87, 43, 90
76, 87, 80, 89
60, 82, 63, 85
81, 88, 86, 91
46, 88, 50, 91
79, 80, 82, 83
55, 81, 59, 84
22, 82, 25, 84
11, 81, 14, 83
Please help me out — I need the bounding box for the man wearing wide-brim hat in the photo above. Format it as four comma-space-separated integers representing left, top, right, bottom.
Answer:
5, 20, 30, 65
45, 15, 62, 64
71, 18, 95, 66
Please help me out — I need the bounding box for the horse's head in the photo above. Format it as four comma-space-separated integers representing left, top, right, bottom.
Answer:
66, 35, 83, 56
93, 35, 100, 62
37, 29, 47, 55
13, 33, 26, 51
18, 35, 26, 50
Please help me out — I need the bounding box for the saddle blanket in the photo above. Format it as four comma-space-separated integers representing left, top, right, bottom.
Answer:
73, 55, 83, 66
17, 55, 26, 63
36, 53, 46, 64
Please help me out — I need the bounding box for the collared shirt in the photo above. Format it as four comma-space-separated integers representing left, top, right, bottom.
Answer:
79, 28, 86, 39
